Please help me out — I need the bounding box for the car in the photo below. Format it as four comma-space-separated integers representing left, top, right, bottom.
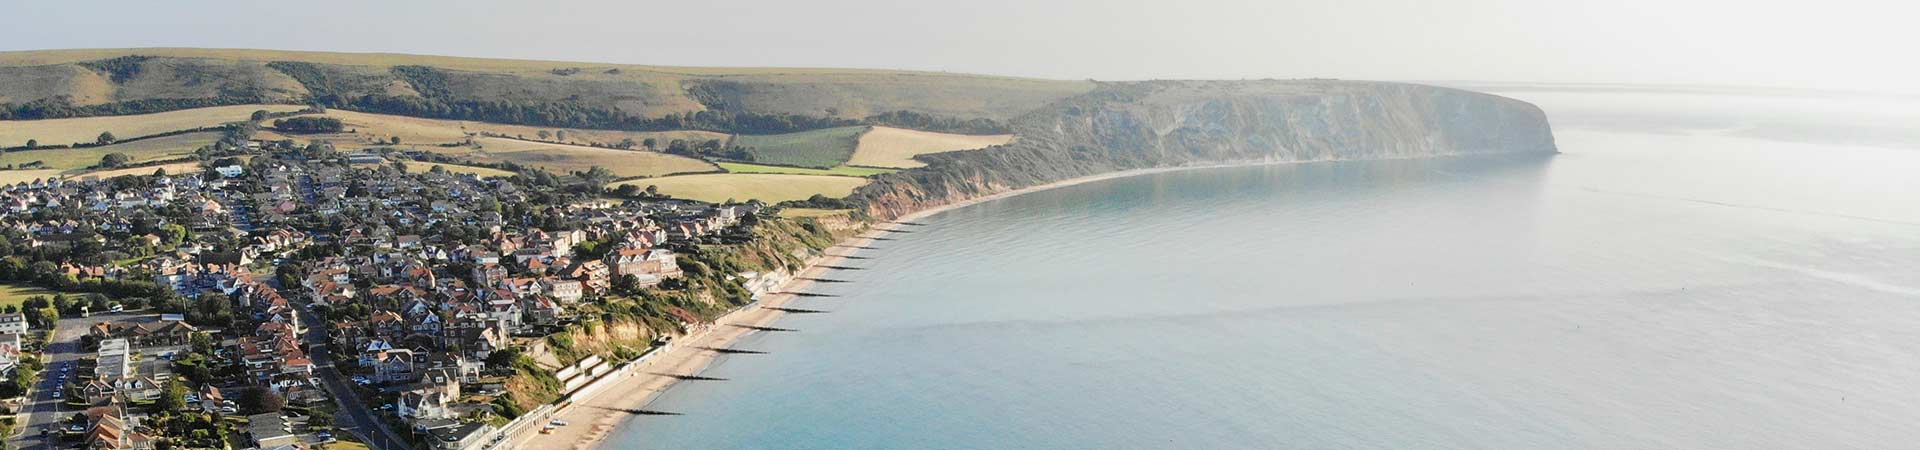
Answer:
51, 391, 61, 399
380, 404, 394, 411
67, 424, 84, 432
220, 406, 237, 414
549, 419, 569, 426
316, 431, 335, 442
540, 426, 556, 435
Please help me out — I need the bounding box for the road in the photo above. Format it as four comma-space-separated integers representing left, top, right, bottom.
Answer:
294, 300, 413, 450
10, 311, 143, 450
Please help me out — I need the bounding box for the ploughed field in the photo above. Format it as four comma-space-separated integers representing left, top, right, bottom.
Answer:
0, 104, 302, 148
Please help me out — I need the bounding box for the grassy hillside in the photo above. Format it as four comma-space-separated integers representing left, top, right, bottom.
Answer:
611, 173, 869, 203
0, 104, 301, 147
0, 48, 1092, 122
0, 131, 215, 170
402, 161, 517, 178
848, 126, 1014, 168
468, 137, 718, 178
728, 126, 867, 168
715, 161, 893, 177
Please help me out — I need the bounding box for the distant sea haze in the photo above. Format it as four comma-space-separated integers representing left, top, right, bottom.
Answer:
607, 88, 1920, 449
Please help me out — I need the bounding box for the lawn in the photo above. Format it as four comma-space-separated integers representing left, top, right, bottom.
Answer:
716, 161, 893, 177
612, 173, 869, 203
0, 104, 303, 148
403, 162, 517, 178
470, 138, 718, 178
0, 284, 52, 310
848, 126, 1014, 168
728, 126, 868, 169
0, 131, 217, 171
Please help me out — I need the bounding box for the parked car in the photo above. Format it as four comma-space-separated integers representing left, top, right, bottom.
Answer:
51, 391, 61, 399
549, 419, 569, 426
220, 406, 238, 414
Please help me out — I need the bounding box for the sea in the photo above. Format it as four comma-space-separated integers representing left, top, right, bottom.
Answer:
604, 86, 1920, 449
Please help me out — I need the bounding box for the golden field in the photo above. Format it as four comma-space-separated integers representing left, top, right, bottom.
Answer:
0, 131, 216, 170
469, 138, 717, 178
0, 104, 302, 147
848, 126, 1013, 168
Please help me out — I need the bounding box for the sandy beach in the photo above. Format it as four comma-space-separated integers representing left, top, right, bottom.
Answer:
508, 164, 1230, 450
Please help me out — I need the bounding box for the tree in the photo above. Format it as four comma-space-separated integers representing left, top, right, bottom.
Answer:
158, 379, 188, 412
554, 130, 567, 141
100, 152, 133, 168
97, 132, 117, 145
308, 410, 334, 429
616, 138, 637, 149
22, 139, 36, 149
250, 110, 270, 121
645, 185, 660, 196
153, 167, 168, 177
239, 387, 284, 414
391, 136, 402, 145
642, 138, 657, 150
614, 184, 640, 197
537, 130, 551, 140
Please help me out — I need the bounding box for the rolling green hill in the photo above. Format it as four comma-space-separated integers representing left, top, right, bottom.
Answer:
0, 48, 1093, 127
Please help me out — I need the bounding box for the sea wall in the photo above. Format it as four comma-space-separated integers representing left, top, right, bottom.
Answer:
852, 80, 1557, 219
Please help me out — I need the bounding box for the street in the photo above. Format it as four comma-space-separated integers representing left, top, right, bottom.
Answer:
295, 299, 412, 450
10, 311, 144, 450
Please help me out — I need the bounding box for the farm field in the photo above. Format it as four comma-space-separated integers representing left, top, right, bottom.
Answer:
848, 126, 1014, 168
715, 161, 893, 177
0, 169, 63, 185
469, 138, 717, 178
728, 126, 867, 169
403, 161, 517, 178
0, 131, 216, 171
613, 173, 869, 203
276, 109, 730, 151
0, 104, 302, 147
81, 161, 203, 180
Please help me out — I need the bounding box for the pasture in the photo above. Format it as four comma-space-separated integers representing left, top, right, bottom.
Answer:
0, 169, 64, 185
715, 161, 893, 177
403, 162, 517, 178
80, 161, 203, 180
0, 104, 302, 148
613, 173, 869, 203
728, 126, 867, 169
470, 138, 717, 178
279, 109, 729, 151
848, 126, 1014, 168
0, 131, 216, 170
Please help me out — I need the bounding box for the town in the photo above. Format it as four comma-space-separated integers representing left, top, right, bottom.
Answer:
0, 134, 821, 450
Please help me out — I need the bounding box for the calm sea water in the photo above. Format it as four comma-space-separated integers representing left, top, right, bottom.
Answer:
608, 89, 1920, 449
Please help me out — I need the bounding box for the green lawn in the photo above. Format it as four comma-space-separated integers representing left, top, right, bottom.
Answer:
716, 161, 894, 177
0, 284, 51, 310
727, 126, 868, 169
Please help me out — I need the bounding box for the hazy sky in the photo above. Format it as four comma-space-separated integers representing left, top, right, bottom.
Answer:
4, 0, 1915, 92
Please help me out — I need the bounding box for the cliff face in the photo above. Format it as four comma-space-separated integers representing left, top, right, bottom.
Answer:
852, 80, 1557, 219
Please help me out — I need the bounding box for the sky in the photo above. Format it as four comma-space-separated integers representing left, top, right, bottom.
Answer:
4, 0, 1916, 93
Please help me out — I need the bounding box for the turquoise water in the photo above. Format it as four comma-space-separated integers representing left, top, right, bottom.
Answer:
607, 90, 1920, 449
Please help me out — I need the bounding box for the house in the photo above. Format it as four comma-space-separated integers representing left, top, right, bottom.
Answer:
246, 413, 299, 448
425, 422, 495, 450
0, 313, 29, 334
374, 349, 419, 383
214, 164, 245, 178
84, 412, 155, 450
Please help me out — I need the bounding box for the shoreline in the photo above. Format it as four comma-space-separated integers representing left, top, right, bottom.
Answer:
511, 154, 1539, 450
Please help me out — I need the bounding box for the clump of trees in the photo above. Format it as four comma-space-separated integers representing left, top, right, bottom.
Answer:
271, 116, 345, 133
